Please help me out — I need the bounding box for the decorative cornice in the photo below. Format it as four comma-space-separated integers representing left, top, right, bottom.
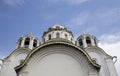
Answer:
43, 38, 73, 43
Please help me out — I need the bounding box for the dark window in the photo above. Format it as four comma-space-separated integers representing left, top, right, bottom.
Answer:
56, 33, 60, 38
86, 37, 91, 44
43, 38, 45, 42
33, 39, 37, 47
48, 34, 51, 40
65, 34, 68, 39
19, 39, 22, 45
56, 26, 60, 29
24, 38, 30, 45
79, 39, 83, 46
18, 39, 22, 47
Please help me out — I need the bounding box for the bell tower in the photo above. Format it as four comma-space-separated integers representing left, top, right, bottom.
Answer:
17, 33, 40, 49
76, 33, 98, 48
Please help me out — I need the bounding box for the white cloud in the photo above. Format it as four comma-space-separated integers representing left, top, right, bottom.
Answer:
2, 0, 25, 6
69, 11, 90, 26
98, 34, 120, 76
96, 8, 120, 26
99, 34, 120, 44
65, 0, 88, 5
50, 0, 88, 5
67, 7, 120, 35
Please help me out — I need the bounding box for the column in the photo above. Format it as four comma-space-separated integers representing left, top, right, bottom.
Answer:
21, 37, 25, 47
29, 37, 34, 49
83, 36, 87, 48
91, 37, 95, 46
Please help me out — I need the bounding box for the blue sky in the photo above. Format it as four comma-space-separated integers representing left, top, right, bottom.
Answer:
0, 0, 120, 75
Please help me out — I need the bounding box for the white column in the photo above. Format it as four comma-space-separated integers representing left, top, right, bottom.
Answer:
21, 37, 25, 47
91, 37, 95, 46
83, 36, 87, 48
37, 41, 40, 46
29, 37, 34, 49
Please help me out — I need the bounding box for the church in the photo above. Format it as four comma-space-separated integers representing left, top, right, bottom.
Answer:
0, 24, 118, 76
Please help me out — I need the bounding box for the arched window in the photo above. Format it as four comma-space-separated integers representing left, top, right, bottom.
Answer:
24, 38, 30, 45
56, 33, 60, 38
65, 34, 68, 39
33, 39, 37, 47
56, 26, 60, 29
86, 37, 91, 44
79, 39, 83, 46
48, 34, 51, 40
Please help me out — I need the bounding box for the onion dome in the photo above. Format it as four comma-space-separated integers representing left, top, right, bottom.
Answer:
17, 33, 40, 50
42, 24, 74, 43
76, 33, 98, 48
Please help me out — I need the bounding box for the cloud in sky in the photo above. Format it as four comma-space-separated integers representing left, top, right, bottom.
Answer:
0, 51, 5, 59
70, 11, 90, 26
2, 0, 25, 6
98, 34, 120, 76
99, 34, 120, 44
66, 7, 120, 35
50, 0, 88, 5
96, 8, 120, 26
69, 7, 120, 26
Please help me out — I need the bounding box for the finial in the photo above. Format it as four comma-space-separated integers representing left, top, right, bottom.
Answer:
83, 32, 86, 35
29, 32, 33, 36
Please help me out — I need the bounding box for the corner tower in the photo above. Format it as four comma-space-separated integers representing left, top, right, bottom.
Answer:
17, 33, 40, 49
76, 33, 98, 48
42, 24, 74, 43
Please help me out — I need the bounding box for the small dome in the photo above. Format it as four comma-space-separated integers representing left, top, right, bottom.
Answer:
42, 24, 74, 43
76, 33, 98, 48
17, 33, 40, 50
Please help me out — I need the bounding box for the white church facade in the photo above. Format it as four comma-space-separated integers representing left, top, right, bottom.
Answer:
0, 24, 118, 76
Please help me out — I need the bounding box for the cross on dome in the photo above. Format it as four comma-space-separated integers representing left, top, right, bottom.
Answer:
51, 24, 65, 29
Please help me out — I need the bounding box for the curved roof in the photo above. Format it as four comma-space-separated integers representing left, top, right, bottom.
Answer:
85, 46, 112, 58
4, 48, 31, 60
77, 33, 97, 40
42, 24, 73, 37
51, 24, 65, 29
17, 33, 40, 44
15, 42, 101, 71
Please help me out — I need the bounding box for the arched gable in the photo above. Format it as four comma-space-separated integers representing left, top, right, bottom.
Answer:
4, 48, 30, 60
85, 46, 112, 58
15, 42, 100, 72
